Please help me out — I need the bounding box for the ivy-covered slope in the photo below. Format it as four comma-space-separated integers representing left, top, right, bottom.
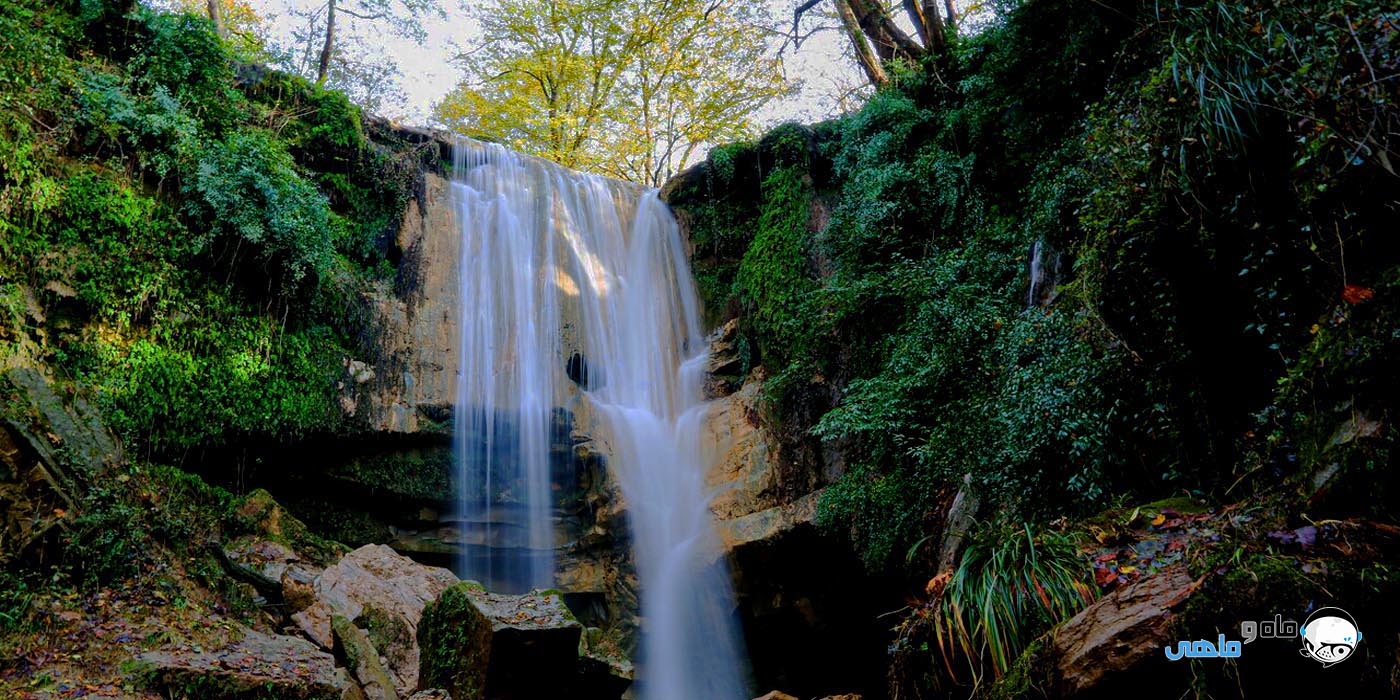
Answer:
1, 0, 427, 461
666, 0, 1399, 573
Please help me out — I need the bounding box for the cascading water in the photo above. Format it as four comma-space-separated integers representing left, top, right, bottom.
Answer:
450, 138, 749, 699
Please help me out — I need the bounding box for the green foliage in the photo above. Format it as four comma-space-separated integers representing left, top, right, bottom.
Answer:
332, 449, 453, 501
129, 8, 240, 130
914, 525, 1094, 686
0, 3, 411, 461
62, 462, 236, 589
0, 570, 40, 639
674, 0, 1399, 579
186, 128, 335, 287
795, 84, 1148, 569
437, 0, 792, 185
39, 170, 184, 322
735, 167, 819, 385
92, 320, 342, 454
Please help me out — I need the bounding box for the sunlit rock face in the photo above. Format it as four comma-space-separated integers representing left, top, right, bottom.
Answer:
348, 171, 462, 435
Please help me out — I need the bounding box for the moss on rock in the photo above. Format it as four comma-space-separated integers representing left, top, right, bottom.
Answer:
417, 583, 583, 700
230, 488, 346, 567
417, 582, 494, 700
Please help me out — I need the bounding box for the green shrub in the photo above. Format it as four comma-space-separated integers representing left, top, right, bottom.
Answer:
129, 8, 240, 130
185, 128, 335, 288
900, 524, 1094, 688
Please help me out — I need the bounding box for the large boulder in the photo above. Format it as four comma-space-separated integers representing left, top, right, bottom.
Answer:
294, 544, 459, 696
230, 488, 346, 567
130, 627, 355, 700
417, 582, 583, 700
1048, 565, 1199, 697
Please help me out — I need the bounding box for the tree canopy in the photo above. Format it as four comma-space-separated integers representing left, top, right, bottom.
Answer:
435, 0, 795, 186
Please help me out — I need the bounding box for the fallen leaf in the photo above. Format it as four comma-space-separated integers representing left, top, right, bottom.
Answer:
1094, 567, 1117, 587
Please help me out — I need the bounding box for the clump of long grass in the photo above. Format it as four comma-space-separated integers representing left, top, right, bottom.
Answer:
925, 523, 1096, 688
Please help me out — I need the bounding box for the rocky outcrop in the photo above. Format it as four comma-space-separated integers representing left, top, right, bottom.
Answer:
716, 490, 822, 552
293, 544, 459, 695
1047, 566, 1199, 697
1, 367, 120, 566
3, 367, 121, 479
705, 373, 783, 523
703, 319, 745, 399
348, 172, 461, 435
131, 627, 355, 700
417, 582, 583, 700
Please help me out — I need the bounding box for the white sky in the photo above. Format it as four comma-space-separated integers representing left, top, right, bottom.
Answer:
242, 0, 866, 130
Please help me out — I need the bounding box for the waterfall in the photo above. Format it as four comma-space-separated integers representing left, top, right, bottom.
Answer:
450, 139, 749, 700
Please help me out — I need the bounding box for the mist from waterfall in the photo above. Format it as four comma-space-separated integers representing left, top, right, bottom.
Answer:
450, 139, 749, 700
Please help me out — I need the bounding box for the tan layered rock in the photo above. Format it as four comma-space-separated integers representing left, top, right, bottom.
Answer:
703, 319, 744, 399
716, 490, 823, 552
350, 173, 461, 434
704, 373, 782, 522
1050, 565, 1200, 697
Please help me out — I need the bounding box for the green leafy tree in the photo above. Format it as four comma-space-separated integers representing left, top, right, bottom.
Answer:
154, 0, 274, 61
436, 0, 794, 185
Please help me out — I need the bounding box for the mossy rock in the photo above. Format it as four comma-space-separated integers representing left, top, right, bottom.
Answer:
2, 367, 121, 485
128, 628, 350, 700
417, 583, 582, 700
982, 637, 1052, 700
230, 488, 346, 566
332, 614, 398, 700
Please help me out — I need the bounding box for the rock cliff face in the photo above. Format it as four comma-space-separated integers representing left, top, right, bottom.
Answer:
351, 171, 462, 435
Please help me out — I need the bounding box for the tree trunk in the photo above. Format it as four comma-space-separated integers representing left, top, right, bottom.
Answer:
943, 0, 957, 31
845, 0, 923, 62
903, 0, 931, 47
920, 0, 947, 53
317, 0, 337, 86
835, 0, 888, 87
206, 0, 227, 39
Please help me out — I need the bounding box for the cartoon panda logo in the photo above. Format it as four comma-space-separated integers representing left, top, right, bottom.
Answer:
1299, 606, 1362, 667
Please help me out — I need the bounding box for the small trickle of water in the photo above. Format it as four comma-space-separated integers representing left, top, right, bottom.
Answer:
450, 139, 749, 699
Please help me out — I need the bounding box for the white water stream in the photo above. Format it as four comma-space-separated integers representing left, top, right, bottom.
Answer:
450, 139, 748, 700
